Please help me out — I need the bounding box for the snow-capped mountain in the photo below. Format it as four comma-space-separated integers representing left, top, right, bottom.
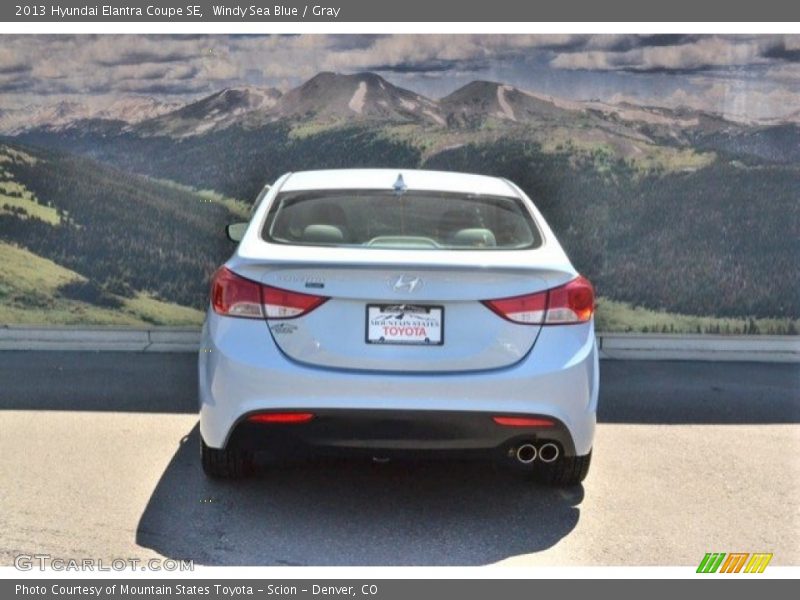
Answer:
0, 96, 186, 135
440, 80, 575, 125
271, 71, 446, 125
3, 71, 796, 141
132, 87, 283, 137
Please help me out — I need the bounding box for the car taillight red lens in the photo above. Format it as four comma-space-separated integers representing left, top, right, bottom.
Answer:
545, 275, 595, 324
482, 275, 595, 325
211, 267, 327, 319
493, 416, 555, 427
211, 267, 264, 319
482, 289, 548, 324
262, 285, 328, 319
247, 412, 315, 424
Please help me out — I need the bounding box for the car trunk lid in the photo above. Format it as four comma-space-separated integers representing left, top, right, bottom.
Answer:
233, 250, 575, 373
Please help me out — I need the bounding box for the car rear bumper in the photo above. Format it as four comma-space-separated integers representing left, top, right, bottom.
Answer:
226, 408, 576, 460
199, 313, 599, 456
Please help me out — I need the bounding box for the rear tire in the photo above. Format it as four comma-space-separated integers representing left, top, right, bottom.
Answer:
201, 438, 253, 479
534, 450, 592, 486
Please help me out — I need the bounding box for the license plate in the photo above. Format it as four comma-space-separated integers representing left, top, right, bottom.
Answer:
366, 304, 443, 345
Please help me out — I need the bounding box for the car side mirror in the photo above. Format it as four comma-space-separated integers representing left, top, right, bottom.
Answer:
226, 222, 248, 242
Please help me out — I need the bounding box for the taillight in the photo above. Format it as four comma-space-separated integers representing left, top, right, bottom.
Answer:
544, 275, 595, 324
483, 289, 547, 324
262, 285, 328, 319
211, 267, 328, 319
492, 416, 555, 427
482, 275, 595, 325
211, 267, 263, 319
247, 412, 315, 424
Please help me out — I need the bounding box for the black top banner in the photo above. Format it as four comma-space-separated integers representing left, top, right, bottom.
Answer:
2, 0, 800, 22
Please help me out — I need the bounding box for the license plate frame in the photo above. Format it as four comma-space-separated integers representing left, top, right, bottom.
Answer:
365, 304, 444, 346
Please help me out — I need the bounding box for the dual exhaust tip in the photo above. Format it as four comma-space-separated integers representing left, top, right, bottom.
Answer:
515, 442, 560, 465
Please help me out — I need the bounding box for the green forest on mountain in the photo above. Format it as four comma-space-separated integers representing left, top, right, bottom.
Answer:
3, 117, 799, 331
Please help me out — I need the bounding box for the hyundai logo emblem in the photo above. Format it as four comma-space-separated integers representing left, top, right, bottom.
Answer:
391, 274, 422, 293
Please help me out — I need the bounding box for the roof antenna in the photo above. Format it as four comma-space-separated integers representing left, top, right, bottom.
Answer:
393, 173, 407, 195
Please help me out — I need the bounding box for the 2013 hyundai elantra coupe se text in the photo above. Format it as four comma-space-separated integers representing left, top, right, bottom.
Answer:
199, 169, 598, 486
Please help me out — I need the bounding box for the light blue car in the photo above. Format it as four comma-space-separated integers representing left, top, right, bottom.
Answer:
199, 169, 598, 485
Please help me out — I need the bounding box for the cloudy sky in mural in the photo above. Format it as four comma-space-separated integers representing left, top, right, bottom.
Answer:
1, 34, 799, 119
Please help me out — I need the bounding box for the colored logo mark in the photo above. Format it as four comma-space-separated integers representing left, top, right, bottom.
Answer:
697, 552, 773, 573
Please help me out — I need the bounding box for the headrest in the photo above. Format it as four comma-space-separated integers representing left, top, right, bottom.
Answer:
450, 228, 497, 247
302, 224, 345, 244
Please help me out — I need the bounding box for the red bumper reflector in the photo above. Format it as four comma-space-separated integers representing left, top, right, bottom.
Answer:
247, 412, 315, 424
493, 416, 555, 427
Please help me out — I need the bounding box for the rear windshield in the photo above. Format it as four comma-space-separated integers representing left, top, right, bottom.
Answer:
261, 189, 542, 250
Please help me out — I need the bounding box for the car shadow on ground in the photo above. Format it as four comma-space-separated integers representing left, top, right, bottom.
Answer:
136, 424, 584, 565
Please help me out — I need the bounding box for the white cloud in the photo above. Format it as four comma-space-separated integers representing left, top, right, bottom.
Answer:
0, 34, 798, 123
0, 46, 30, 74
314, 34, 583, 73
609, 81, 800, 121
784, 36, 800, 51
551, 36, 786, 71
764, 63, 800, 83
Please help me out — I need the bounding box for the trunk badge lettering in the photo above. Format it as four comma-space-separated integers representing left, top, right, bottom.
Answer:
270, 323, 298, 334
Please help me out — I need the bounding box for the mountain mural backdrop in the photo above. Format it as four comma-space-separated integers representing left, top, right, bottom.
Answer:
1, 35, 798, 333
